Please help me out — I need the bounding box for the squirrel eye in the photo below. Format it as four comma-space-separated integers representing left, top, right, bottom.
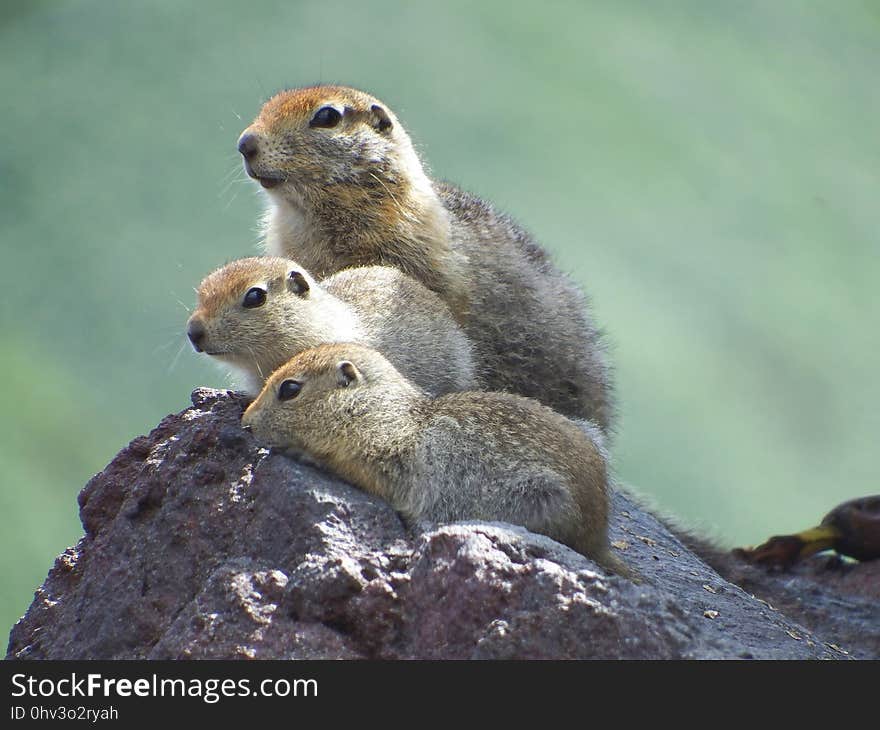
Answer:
278, 380, 302, 401
309, 106, 342, 129
242, 287, 267, 308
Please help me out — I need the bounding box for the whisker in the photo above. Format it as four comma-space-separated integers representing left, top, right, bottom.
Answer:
218, 176, 243, 200
223, 183, 244, 210
220, 164, 243, 184
244, 343, 265, 381
369, 172, 414, 223
149, 321, 190, 334
153, 334, 184, 355
167, 338, 188, 373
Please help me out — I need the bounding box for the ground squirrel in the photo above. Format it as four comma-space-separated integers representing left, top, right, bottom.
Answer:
237, 85, 613, 433
187, 257, 477, 397
241, 343, 630, 578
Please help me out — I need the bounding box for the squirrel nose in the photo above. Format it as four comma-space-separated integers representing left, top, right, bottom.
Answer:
187, 319, 206, 352
237, 132, 259, 160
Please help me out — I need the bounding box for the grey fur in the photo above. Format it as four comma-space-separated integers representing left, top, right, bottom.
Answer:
241, 85, 614, 433
242, 344, 631, 578
328, 265, 479, 397
188, 257, 477, 397
437, 183, 613, 432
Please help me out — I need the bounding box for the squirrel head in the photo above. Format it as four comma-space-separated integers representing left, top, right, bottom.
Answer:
187, 257, 328, 391
241, 343, 418, 457
237, 85, 419, 210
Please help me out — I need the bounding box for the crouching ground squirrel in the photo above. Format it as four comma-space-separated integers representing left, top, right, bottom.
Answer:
187, 257, 478, 397
241, 343, 631, 578
237, 85, 613, 433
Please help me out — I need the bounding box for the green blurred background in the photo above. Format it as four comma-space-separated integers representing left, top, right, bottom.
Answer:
2, 1, 878, 634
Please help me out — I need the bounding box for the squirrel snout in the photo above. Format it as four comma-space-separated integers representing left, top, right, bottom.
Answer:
237, 132, 259, 161
187, 319, 206, 352
238, 131, 283, 188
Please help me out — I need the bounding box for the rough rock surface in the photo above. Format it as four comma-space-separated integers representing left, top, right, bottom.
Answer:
6, 389, 874, 660
712, 556, 879, 660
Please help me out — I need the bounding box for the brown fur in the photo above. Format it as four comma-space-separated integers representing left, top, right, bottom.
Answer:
242, 344, 632, 578
188, 257, 477, 397
239, 85, 613, 433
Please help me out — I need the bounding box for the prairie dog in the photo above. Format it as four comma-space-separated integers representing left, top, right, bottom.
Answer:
237, 85, 613, 434
187, 257, 477, 397
241, 343, 629, 578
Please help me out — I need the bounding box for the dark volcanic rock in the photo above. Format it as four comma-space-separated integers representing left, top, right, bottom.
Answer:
6, 389, 871, 660
711, 555, 879, 660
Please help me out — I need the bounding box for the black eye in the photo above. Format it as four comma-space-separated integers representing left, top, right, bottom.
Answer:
243, 287, 266, 308
278, 380, 302, 401
309, 106, 342, 129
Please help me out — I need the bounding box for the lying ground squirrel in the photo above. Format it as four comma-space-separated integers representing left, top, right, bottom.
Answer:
237, 85, 613, 434
187, 257, 477, 397
241, 343, 631, 578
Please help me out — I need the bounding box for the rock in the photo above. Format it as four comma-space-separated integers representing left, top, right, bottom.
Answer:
5, 389, 871, 660
710, 555, 879, 660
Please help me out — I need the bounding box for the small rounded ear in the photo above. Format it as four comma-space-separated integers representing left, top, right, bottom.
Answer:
370, 104, 393, 133
336, 361, 361, 387
287, 270, 310, 296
